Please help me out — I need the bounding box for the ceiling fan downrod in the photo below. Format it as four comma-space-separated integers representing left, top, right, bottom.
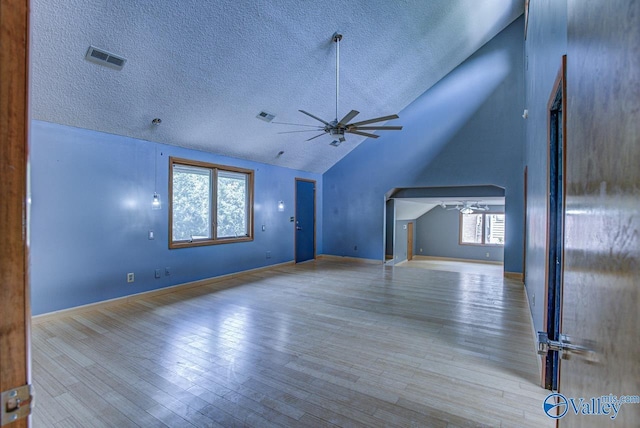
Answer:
333, 32, 342, 122
274, 31, 402, 145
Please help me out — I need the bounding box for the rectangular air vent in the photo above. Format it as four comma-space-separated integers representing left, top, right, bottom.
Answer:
85, 46, 126, 70
256, 111, 275, 122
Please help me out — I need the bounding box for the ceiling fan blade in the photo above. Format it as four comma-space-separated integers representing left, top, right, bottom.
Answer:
348, 114, 400, 127
350, 126, 403, 131
277, 130, 325, 134
337, 110, 359, 127
272, 121, 324, 128
299, 110, 330, 126
306, 132, 327, 141
347, 129, 380, 139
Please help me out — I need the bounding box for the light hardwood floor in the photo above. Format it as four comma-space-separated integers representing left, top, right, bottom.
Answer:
31, 259, 553, 427
398, 258, 504, 277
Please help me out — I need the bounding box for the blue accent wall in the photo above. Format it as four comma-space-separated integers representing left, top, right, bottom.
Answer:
323, 17, 525, 273
30, 120, 322, 315
415, 206, 505, 262
523, 1, 567, 333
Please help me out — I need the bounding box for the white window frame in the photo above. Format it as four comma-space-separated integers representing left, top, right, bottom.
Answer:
459, 212, 505, 246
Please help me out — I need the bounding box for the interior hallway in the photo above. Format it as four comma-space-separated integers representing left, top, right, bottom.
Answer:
31, 259, 551, 427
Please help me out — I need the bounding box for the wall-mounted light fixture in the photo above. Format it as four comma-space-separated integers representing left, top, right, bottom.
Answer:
278, 201, 285, 212
152, 146, 162, 210
152, 192, 161, 210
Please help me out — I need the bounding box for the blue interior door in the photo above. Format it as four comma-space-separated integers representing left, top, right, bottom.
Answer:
295, 179, 315, 263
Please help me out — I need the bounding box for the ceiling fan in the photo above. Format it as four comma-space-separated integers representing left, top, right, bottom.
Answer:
275, 33, 402, 146
443, 201, 489, 214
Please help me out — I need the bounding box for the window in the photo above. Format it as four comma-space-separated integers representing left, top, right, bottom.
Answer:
459, 212, 505, 246
169, 157, 253, 248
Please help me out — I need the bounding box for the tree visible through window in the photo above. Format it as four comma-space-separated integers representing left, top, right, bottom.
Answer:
460, 212, 505, 246
170, 157, 253, 248
217, 170, 249, 238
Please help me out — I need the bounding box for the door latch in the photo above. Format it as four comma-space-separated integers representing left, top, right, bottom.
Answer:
537, 332, 598, 362
1, 385, 33, 426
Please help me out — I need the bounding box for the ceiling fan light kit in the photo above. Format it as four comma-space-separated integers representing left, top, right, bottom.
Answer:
443, 201, 490, 214
277, 33, 403, 146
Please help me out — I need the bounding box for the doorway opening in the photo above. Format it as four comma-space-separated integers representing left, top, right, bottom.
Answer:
384, 185, 505, 266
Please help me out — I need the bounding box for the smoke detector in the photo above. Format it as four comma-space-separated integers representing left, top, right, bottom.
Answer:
85, 46, 126, 70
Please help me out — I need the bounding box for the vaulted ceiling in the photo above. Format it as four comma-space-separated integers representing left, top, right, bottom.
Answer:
30, 0, 523, 173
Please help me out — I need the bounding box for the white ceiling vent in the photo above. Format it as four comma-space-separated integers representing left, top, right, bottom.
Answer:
85, 46, 126, 70
256, 111, 275, 122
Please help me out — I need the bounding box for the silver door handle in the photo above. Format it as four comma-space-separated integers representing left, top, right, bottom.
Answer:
538, 332, 599, 363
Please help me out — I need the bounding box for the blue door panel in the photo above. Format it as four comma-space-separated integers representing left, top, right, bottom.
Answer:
295, 180, 315, 263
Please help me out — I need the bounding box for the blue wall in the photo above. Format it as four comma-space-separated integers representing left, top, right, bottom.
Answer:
323, 17, 525, 273
30, 120, 322, 315
523, 1, 567, 333
415, 206, 505, 262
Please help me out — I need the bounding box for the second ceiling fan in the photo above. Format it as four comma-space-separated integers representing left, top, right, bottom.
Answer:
277, 33, 402, 146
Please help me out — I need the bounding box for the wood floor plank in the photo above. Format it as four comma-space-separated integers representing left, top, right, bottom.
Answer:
32, 259, 553, 427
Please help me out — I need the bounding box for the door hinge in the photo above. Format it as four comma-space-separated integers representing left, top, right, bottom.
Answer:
537, 332, 598, 362
1, 384, 33, 426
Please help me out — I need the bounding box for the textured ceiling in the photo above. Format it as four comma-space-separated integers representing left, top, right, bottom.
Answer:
30, 0, 523, 173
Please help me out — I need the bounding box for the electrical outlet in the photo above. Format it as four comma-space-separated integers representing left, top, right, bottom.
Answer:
155, 269, 161, 279
262, 224, 266, 231
165, 267, 171, 276
354, 245, 358, 251
148, 230, 155, 240
486, 252, 490, 258
127, 272, 134, 283
266, 251, 271, 259
532, 293, 536, 306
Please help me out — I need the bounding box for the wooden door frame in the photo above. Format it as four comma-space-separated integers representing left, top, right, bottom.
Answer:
523, 166, 528, 281
0, 0, 31, 426
294, 178, 316, 262
541, 55, 567, 390
407, 222, 414, 261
